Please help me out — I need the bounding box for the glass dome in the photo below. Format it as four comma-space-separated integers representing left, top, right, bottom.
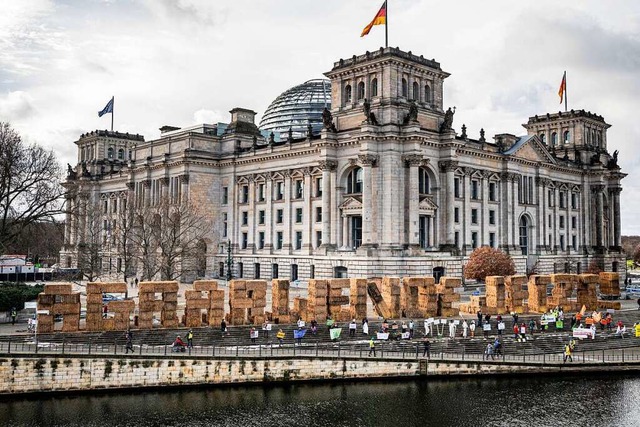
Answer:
259, 79, 331, 139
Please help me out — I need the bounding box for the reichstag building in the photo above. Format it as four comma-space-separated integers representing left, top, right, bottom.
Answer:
60, 47, 626, 281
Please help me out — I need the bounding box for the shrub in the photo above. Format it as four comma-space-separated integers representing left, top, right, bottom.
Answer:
0, 282, 44, 312
464, 246, 516, 281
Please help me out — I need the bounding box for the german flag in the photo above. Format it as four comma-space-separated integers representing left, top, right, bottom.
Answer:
558, 71, 566, 104
361, 1, 387, 37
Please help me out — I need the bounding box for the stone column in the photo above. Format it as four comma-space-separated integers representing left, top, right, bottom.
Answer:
303, 168, 313, 253
499, 173, 510, 250
481, 171, 489, 246
319, 160, 337, 248
404, 155, 422, 246
247, 176, 255, 252
462, 169, 472, 251
265, 174, 273, 252
429, 215, 435, 247
179, 174, 189, 203
143, 179, 151, 207
612, 187, 622, 247
342, 214, 349, 248
593, 185, 604, 247
283, 171, 292, 253
552, 185, 559, 250
359, 154, 378, 247
439, 161, 457, 247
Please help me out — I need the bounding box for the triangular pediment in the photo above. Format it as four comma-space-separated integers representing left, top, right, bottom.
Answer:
504, 135, 557, 164
339, 196, 362, 211
419, 197, 438, 211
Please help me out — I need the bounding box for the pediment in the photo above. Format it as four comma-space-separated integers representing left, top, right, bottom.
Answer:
339, 196, 362, 211
505, 136, 557, 164
419, 197, 438, 211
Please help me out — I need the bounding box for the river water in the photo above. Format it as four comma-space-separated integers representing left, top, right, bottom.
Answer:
2, 375, 639, 427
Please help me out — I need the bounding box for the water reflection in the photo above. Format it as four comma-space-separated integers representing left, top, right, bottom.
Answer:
2, 376, 639, 427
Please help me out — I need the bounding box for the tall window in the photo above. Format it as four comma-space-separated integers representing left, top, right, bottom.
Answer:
276, 232, 283, 249
424, 85, 431, 103
315, 177, 323, 197
418, 167, 430, 194
471, 209, 478, 224
291, 264, 299, 281
295, 208, 303, 223
118, 148, 124, 160
519, 216, 529, 255
107, 147, 114, 159
241, 232, 248, 249
539, 133, 546, 144
563, 130, 570, 144
471, 180, 479, 200
357, 82, 365, 100
316, 206, 322, 222
241, 185, 249, 203
489, 182, 497, 201
258, 210, 265, 225
454, 177, 461, 198
222, 187, 228, 204
295, 231, 303, 250
412, 81, 419, 101
258, 183, 265, 202
294, 180, 303, 199
276, 209, 283, 224
401, 78, 408, 97
344, 84, 352, 103
275, 182, 284, 200
371, 78, 378, 97
222, 213, 228, 238
551, 132, 558, 146
258, 232, 265, 249
346, 167, 363, 194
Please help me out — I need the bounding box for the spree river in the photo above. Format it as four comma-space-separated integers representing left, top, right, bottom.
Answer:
2, 375, 639, 427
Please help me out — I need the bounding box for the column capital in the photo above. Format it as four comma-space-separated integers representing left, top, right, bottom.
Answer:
402, 154, 423, 167
179, 174, 189, 184
358, 154, 378, 167
609, 187, 622, 196
591, 184, 605, 194
141, 179, 151, 188
318, 160, 338, 171
125, 182, 135, 190
160, 177, 169, 186
438, 160, 458, 173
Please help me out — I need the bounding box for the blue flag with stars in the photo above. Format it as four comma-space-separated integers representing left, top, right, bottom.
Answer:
98, 97, 114, 117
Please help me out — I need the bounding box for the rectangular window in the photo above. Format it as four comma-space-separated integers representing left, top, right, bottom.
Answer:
295, 231, 303, 250
316, 206, 322, 222
254, 263, 260, 279
242, 211, 248, 226
572, 235, 577, 251
316, 177, 323, 197
489, 232, 496, 248
276, 231, 283, 249
454, 231, 460, 248
258, 183, 265, 202
471, 208, 478, 225
103, 200, 108, 213
272, 264, 279, 279
471, 180, 479, 200
222, 213, 228, 238
310, 264, 315, 279
294, 180, 304, 199
560, 235, 565, 250
295, 208, 303, 223
548, 214, 552, 226
238, 262, 244, 278
258, 210, 265, 225
241, 185, 249, 203
489, 182, 497, 202
548, 189, 554, 207
258, 232, 265, 249
571, 193, 577, 209
219, 262, 225, 278
291, 264, 298, 281
454, 177, 460, 198
471, 232, 478, 249
489, 210, 496, 225
454, 207, 460, 223
276, 209, 283, 224
559, 191, 565, 209
112, 199, 118, 213
316, 230, 322, 247
275, 182, 284, 200
559, 216, 565, 229
571, 216, 577, 229
241, 232, 248, 249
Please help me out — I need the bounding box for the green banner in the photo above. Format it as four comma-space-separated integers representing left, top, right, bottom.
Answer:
330, 328, 342, 340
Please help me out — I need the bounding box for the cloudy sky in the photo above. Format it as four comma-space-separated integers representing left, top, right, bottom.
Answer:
2, 0, 640, 232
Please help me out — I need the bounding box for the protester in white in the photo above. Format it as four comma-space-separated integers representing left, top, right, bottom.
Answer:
469, 320, 476, 337
462, 320, 469, 338
363, 320, 369, 335
297, 318, 305, 328
590, 323, 596, 340
448, 321, 456, 338
424, 319, 431, 336
349, 319, 357, 336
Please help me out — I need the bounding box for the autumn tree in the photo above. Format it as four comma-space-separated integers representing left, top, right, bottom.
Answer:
0, 122, 65, 252
464, 246, 516, 281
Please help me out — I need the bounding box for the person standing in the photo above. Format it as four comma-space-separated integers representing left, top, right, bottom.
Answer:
125, 330, 134, 354
368, 337, 376, 357
10, 307, 17, 325
477, 310, 483, 327
276, 329, 285, 346
250, 327, 257, 343
449, 321, 456, 339
469, 320, 476, 337
462, 320, 469, 338
221, 319, 227, 337
362, 318, 369, 335
349, 319, 357, 337
484, 343, 494, 360
186, 329, 193, 348
422, 338, 431, 358
409, 319, 415, 338
563, 344, 573, 363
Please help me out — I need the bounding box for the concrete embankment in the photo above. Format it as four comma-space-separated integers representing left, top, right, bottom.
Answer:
2, 355, 640, 396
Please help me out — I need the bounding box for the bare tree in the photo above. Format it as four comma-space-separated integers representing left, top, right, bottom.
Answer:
0, 122, 65, 252
76, 200, 104, 282
130, 196, 209, 281
113, 194, 137, 281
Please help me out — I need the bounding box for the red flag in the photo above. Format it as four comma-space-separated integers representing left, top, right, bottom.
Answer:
361, 1, 387, 37
558, 72, 566, 104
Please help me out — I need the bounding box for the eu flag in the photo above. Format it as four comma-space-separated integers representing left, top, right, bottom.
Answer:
98, 97, 114, 117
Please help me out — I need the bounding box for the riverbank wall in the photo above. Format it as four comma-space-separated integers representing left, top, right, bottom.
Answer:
2, 355, 640, 396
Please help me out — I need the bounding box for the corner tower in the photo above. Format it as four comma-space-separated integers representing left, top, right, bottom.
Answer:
324, 47, 450, 130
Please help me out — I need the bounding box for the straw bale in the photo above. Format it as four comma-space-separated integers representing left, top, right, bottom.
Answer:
44, 284, 73, 295
186, 299, 210, 310
194, 280, 218, 292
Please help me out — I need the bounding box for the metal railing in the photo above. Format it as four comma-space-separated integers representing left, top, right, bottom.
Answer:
1, 339, 640, 365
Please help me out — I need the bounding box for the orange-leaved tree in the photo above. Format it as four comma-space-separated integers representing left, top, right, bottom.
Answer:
464, 246, 516, 281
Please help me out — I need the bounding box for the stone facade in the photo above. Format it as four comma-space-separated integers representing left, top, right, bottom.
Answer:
60, 47, 626, 282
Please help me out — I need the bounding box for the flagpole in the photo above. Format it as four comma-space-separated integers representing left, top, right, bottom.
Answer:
385, 0, 388, 48
111, 96, 114, 132
564, 71, 568, 112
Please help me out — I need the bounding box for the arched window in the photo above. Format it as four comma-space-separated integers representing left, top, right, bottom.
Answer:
551, 132, 558, 146
412, 82, 419, 101
563, 131, 570, 144
592, 130, 597, 147
519, 216, 529, 255
370, 78, 378, 97
424, 85, 431, 104
107, 147, 114, 159
596, 131, 601, 147
401, 78, 408, 98
357, 82, 365, 100
117, 148, 124, 160
539, 133, 546, 144
418, 167, 430, 194
586, 130, 591, 145
344, 84, 352, 103
346, 167, 363, 194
